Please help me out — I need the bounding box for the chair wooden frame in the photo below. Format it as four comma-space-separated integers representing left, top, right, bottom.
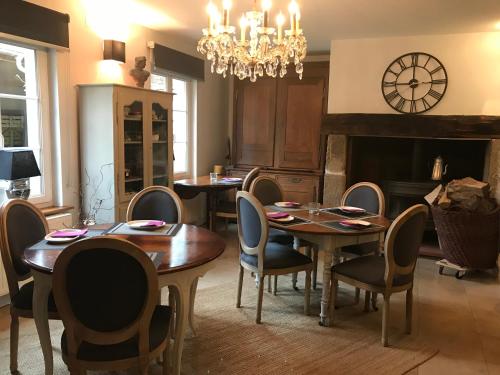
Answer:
329, 204, 429, 346
249, 176, 319, 291
126, 185, 184, 224
235, 191, 312, 324
52, 237, 169, 374
215, 167, 261, 229
0, 198, 60, 373
341, 181, 386, 308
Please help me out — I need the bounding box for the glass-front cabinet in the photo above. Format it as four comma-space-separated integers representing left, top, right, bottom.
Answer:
79, 84, 173, 223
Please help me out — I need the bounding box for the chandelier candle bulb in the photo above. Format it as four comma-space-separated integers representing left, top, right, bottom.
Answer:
262, 0, 272, 27
223, 0, 231, 27
288, 0, 298, 33
240, 16, 248, 42
206, 2, 217, 33
276, 12, 285, 42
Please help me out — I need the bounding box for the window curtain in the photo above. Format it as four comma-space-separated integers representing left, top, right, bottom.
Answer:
0, 0, 70, 49
152, 43, 205, 81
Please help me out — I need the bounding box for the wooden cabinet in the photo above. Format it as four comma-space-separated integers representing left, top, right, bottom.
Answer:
79, 84, 173, 223
231, 61, 329, 203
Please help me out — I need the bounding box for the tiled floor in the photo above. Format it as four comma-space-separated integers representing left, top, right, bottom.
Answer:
1, 224, 499, 374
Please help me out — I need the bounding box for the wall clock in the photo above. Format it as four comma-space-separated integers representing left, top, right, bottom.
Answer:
381, 52, 448, 114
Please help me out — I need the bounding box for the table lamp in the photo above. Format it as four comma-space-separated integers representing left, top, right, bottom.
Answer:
0, 148, 41, 199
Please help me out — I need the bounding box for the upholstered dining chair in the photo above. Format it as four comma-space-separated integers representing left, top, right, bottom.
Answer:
215, 167, 261, 230
127, 186, 184, 224
52, 236, 171, 374
329, 204, 428, 346
0, 198, 60, 374
236, 191, 312, 323
340, 182, 386, 308
249, 176, 319, 292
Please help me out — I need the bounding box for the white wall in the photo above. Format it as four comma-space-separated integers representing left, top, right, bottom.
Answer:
20, 0, 228, 221
329, 32, 500, 115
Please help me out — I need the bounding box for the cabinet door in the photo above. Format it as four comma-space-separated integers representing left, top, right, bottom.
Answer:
148, 92, 172, 188
275, 64, 328, 170
234, 79, 277, 167
276, 174, 320, 204
117, 89, 147, 203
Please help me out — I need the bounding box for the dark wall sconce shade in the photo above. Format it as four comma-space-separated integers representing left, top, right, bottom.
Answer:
103, 40, 126, 63
0, 149, 41, 180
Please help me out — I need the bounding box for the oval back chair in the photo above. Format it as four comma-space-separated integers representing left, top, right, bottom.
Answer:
249, 176, 284, 207
241, 167, 261, 192
341, 182, 385, 216
52, 237, 171, 374
126, 186, 184, 224
0, 198, 59, 373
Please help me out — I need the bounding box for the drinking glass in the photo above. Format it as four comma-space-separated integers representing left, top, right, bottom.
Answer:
210, 172, 218, 183
308, 202, 321, 215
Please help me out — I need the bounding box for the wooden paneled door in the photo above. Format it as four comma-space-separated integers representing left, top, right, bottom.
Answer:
274, 62, 329, 170
234, 78, 277, 167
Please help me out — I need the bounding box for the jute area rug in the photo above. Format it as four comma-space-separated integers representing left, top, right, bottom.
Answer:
0, 276, 436, 374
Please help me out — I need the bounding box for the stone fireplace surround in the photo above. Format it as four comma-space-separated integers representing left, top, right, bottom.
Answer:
322, 114, 500, 206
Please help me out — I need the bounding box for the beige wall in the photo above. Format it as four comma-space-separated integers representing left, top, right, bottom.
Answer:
24, 0, 228, 221
329, 32, 500, 115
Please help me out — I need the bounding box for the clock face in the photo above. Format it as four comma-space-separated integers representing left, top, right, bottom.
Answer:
381, 52, 448, 114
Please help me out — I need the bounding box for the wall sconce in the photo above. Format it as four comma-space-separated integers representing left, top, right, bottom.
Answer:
103, 40, 126, 63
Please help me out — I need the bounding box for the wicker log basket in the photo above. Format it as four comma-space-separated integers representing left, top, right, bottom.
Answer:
432, 206, 499, 269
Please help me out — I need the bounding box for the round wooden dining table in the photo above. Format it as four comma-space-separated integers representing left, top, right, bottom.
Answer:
174, 175, 242, 231
24, 224, 226, 375
266, 206, 391, 327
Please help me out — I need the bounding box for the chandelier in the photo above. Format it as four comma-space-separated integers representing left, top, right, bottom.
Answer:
197, 0, 307, 82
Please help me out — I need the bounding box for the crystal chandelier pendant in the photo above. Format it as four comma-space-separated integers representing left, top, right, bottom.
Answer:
197, 0, 307, 82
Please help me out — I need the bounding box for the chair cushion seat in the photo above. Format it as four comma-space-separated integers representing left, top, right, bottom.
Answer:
342, 241, 379, 257
11, 281, 58, 313
268, 228, 294, 245
333, 255, 413, 287
61, 305, 171, 362
241, 242, 312, 270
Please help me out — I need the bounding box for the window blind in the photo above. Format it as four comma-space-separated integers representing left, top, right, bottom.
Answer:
153, 43, 205, 81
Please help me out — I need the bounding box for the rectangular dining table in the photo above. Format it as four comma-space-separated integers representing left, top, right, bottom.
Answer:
265, 206, 390, 326
23, 224, 226, 375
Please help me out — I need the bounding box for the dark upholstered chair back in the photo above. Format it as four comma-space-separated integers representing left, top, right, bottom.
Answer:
53, 237, 158, 348
342, 182, 385, 215
384, 204, 428, 286
127, 186, 183, 224
236, 192, 268, 269
242, 167, 261, 192
249, 176, 283, 206
0, 199, 48, 296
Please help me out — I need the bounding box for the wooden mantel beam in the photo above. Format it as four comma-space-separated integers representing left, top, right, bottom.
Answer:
322, 113, 500, 139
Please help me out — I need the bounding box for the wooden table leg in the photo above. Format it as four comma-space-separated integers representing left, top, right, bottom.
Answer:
207, 191, 218, 232
188, 278, 199, 336
319, 250, 335, 327
292, 236, 301, 290
32, 270, 54, 375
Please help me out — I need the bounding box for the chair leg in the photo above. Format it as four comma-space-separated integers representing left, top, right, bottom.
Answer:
162, 340, 169, 375
304, 270, 311, 315
312, 246, 319, 290
382, 294, 391, 347
267, 275, 272, 293
273, 275, 278, 296
406, 288, 413, 334
329, 273, 338, 324
10, 314, 19, 374
236, 265, 244, 308
256, 276, 265, 324
364, 291, 371, 312
372, 292, 378, 311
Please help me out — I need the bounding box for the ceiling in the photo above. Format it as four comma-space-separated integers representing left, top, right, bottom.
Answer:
134, 0, 500, 52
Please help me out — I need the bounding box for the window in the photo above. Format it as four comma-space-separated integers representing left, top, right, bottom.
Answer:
151, 73, 195, 179
0, 41, 52, 205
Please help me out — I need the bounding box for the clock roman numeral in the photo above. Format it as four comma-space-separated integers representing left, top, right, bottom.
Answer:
397, 58, 407, 70
428, 89, 443, 100
395, 97, 406, 111
423, 55, 431, 68
388, 68, 398, 76
422, 97, 431, 110
431, 79, 447, 85
410, 101, 417, 113
383, 81, 396, 87
430, 66, 443, 75
384, 89, 399, 102
410, 54, 419, 67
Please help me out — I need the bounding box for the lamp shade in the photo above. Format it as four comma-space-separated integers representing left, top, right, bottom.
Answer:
0, 149, 41, 180
103, 40, 126, 63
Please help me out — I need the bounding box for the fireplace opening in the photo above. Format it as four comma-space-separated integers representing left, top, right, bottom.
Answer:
346, 136, 489, 257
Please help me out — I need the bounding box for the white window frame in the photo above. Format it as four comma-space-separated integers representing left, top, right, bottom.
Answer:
0, 41, 53, 207
151, 71, 195, 180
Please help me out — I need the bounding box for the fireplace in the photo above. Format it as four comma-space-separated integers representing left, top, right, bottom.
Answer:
321, 113, 500, 257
